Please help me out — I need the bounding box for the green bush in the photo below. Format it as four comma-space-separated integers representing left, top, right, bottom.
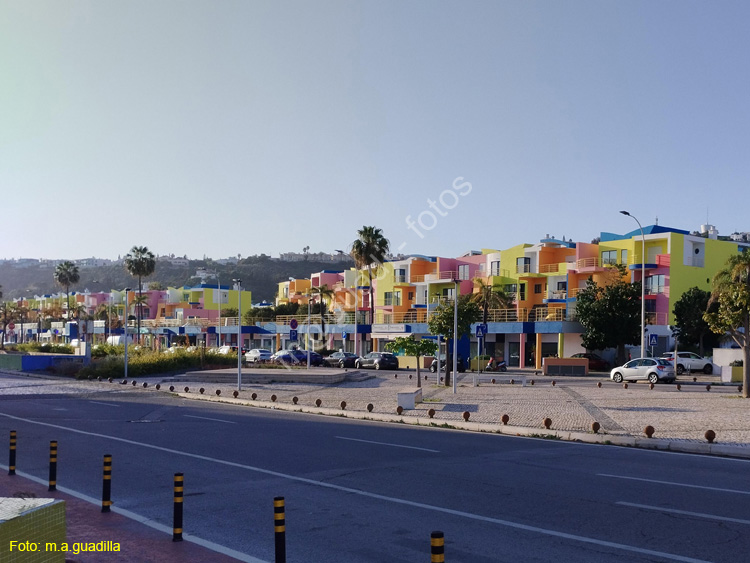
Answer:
17, 342, 74, 355
731, 359, 744, 367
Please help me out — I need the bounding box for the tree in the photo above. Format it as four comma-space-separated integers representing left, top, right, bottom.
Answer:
308, 285, 334, 341
470, 278, 514, 325
672, 287, 718, 356
53, 261, 80, 321
427, 295, 480, 386
385, 335, 437, 388
0, 301, 12, 349
148, 281, 166, 291
350, 226, 390, 324
124, 246, 156, 340
704, 249, 750, 398
221, 307, 239, 318
575, 266, 641, 365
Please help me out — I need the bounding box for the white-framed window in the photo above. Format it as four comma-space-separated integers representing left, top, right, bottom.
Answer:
458, 264, 470, 280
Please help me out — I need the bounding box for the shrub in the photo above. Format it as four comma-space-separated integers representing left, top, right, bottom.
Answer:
17, 342, 74, 355
731, 359, 744, 367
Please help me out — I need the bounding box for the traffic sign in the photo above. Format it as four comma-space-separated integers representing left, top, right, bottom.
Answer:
475, 323, 487, 338
290, 319, 298, 330
341, 331, 347, 339
289, 329, 298, 341
649, 333, 658, 347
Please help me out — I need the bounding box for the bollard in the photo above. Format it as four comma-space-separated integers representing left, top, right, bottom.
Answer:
102, 454, 112, 513
173, 473, 184, 542
274, 496, 286, 563
9, 430, 16, 475
48, 441, 58, 491
431, 531, 445, 563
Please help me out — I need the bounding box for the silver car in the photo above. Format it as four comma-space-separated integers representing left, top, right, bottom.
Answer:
244, 348, 272, 363
610, 358, 676, 384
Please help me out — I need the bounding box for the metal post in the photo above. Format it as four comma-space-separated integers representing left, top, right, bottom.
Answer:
48, 440, 57, 491
102, 454, 112, 512
453, 279, 459, 394
218, 281, 222, 348
620, 211, 646, 358
123, 289, 130, 379
307, 296, 311, 370
9, 430, 16, 475
274, 496, 286, 563
431, 531, 445, 562
173, 473, 184, 541
354, 285, 358, 357
233, 279, 242, 391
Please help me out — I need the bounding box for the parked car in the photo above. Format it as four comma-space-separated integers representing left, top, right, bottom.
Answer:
245, 348, 272, 363
660, 352, 713, 375
610, 358, 676, 384
570, 352, 610, 371
271, 350, 300, 365
429, 354, 466, 373
283, 349, 323, 366
217, 345, 247, 355
324, 352, 359, 368
355, 352, 399, 370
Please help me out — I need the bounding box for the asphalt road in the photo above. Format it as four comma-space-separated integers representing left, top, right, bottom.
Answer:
2, 389, 749, 562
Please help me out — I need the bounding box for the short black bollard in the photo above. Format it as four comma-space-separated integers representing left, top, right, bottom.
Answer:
173, 473, 184, 542
48, 441, 58, 491
102, 454, 112, 513
274, 496, 286, 563
9, 430, 17, 476
431, 530, 445, 562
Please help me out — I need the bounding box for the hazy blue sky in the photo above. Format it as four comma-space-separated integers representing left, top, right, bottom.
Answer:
2, 1, 749, 261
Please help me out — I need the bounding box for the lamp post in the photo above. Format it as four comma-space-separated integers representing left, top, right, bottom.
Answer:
233, 279, 242, 391
354, 284, 358, 357
452, 278, 459, 394
123, 288, 131, 379
620, 210, 646, 359
307, 290, 311, 370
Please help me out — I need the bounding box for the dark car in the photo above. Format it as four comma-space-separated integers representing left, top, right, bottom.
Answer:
324, 352, 359, 368
570, 352, 610, 371
355, 352, 399, 370
288, 349, 323, 366
270, 350, 300, 365
430, 354, 466, 373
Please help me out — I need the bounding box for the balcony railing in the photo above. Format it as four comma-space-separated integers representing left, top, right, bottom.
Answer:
411, 271, 458, 283
538, 263, 561, 274
516, 264, 533, 274
575, 257, 600, 269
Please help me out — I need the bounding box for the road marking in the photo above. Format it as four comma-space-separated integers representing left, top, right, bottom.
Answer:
598, 474, 750, 495
0, 412, 709, 563
617, 502, 750, 525
0, 464, 267, 563
185, 414, 236, 424
336, 436, 439, 452
89, 401, 120, 407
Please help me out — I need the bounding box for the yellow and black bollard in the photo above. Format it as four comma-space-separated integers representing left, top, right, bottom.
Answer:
431, 531, 445, 562
48, 441, 57, 491
102, 454, 112, 513
173, 473, 184, 542
274, 496, 286, 563
9, 430, 16, 476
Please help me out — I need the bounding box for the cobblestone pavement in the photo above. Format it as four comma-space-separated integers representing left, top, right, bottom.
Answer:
2, 368, 747, 447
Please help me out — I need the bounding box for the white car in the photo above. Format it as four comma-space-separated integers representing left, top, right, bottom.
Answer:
244, 348, 272, 363
661, 352, 713, 375
610, 358, 676, 384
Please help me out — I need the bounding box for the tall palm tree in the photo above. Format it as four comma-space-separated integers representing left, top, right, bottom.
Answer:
350, 226, 390, 324
124, 246, 156, 340
53, 261, 80, 322
308, 284, 334, 345
470, 278, 513, 325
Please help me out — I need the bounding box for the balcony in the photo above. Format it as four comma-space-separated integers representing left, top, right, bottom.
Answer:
538, 263, 562, 274
575, 257, 600, 269
412, 271, 458, 283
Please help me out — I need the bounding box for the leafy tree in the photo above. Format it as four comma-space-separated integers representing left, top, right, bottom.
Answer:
308, 285, 334, 339
427, 295, 480, 386
222, 307, 239, 318
385, 335, 437, 388
148, 281, 166, 291
704, 249, 750, 398
124, 246, 156, 339
575, 266, 641, 365
470, 278, 514, 325
275, 302, 299, 316
672, 287, 718, 356
53, 261, 80, 320
350, 226, 390, 324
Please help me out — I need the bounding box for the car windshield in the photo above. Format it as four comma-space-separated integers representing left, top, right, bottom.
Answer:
657, 359, 672, 366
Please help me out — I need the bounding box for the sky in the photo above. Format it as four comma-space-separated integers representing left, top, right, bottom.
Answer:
2, 1, 749, 262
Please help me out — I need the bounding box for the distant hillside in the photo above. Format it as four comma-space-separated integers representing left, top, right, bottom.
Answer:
0, 256, 354, 303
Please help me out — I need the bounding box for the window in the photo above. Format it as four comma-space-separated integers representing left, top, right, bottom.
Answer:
645, 274, 666, 295
394, 269, 406, 283
408, 291, 414, 301
621, 249, 628, 264
516, 257, 531, 273
557, 281, 567, 291
601, 250, 617, 265
490, 261, 500, 276
458, 264, 470, 280
534, 283, 542, 294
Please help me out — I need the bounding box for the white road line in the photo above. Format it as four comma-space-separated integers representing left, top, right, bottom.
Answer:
598, 473, 750, 495
184, 414, 237, 424
0, 464, 267, 563
335, 436, 440, 452
617, 502, 750, 525
89, 401, 120, 407
0, 412, 710, 563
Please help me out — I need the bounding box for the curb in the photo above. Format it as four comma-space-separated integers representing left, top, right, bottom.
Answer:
173, 392, 750, 460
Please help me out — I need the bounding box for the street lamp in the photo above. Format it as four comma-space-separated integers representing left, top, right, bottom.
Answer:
233, 279, 242, 391
452, 278, 459, 394
307, 288, 311, 370
123, 288, 131, 379
620, 210, 646, 359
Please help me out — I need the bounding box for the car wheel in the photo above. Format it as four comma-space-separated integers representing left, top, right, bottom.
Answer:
703, 364, 713, 375
648, 373, 658, 384
613, 372, 623, 383
429, 365, 436, 373
676, 364, 685, 375
355, 361, 362, 369
375, 362, 381, 370
339, 361, 345, 369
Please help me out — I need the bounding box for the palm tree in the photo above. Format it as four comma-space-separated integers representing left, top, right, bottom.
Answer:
53, 261, 80, 322
124, 246, 156, 339
470, 278, 513, 325
350, 226, 390, 324
308, 284, 334, 345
